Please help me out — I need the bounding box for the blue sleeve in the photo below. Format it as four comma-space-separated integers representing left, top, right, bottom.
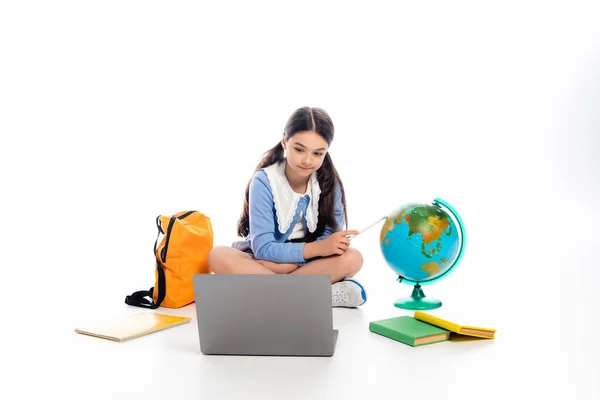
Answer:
315, 181, 345, 242
249, 172, 305, 263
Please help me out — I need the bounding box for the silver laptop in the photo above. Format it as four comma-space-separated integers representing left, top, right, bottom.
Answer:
192, 274, 339, 356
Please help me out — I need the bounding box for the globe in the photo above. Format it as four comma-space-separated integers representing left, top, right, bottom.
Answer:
379, 198, 466, 310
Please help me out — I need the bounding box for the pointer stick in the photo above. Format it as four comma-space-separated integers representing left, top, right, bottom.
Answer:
348, 216, 387, 240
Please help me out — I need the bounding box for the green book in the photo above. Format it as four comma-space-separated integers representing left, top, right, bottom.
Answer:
369, 316, 450, 347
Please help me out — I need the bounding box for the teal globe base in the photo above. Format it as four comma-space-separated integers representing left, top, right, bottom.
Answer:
394, 283, 442, 310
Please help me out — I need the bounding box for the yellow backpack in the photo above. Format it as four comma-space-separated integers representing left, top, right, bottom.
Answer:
126, 210, 214, 309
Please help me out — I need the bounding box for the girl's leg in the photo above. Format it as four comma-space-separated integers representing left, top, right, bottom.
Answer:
209, 245, 364, 281
209, 245, 366, 307
291, 247, 364, 283
255, 259, 300, 274
208, 246, 275, 275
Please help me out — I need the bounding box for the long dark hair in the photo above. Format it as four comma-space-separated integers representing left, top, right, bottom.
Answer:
237, 106, 348, 242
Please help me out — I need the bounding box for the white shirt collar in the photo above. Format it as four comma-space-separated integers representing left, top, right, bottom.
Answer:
263, 160, 321, 234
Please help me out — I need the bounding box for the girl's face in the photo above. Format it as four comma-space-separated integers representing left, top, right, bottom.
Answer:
282, 131, 329, 178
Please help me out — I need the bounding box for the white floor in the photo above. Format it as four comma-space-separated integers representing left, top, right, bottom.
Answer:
2, 1, 600, 399
4, 190, 599, 400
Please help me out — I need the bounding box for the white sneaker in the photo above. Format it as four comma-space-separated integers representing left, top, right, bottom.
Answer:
331, 279, 367, 308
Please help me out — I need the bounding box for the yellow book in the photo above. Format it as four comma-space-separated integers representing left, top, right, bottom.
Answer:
74, 312, 191, 342
414, 311, 496, 339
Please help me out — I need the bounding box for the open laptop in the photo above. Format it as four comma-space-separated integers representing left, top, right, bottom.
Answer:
192, 274, 339, 356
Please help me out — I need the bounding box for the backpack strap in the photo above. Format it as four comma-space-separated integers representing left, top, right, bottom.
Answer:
124, 288, 157, 309
125, 212, 197, 309
125, 216, 171, 309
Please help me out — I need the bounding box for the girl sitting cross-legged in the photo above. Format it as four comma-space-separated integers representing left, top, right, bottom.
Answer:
208, 106, 367, 308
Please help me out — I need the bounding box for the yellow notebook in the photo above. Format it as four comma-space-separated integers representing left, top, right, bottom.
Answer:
74, 312, 191, 342
414, 311, 496, 339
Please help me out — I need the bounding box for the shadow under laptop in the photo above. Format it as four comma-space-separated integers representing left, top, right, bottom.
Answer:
197, 352, 335, 394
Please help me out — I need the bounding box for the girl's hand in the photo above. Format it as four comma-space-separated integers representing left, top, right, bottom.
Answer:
317, 230, 359, 257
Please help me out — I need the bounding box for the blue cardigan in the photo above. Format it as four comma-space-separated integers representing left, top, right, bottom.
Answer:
239, 169, 345, 264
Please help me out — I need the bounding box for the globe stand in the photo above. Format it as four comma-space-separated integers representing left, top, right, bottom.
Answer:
394, 282, 442, 310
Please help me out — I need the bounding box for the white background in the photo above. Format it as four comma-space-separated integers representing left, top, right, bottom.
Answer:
1, 1, 599, 399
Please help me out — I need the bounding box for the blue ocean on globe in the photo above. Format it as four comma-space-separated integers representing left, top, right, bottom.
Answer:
380, 203, 461, 285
